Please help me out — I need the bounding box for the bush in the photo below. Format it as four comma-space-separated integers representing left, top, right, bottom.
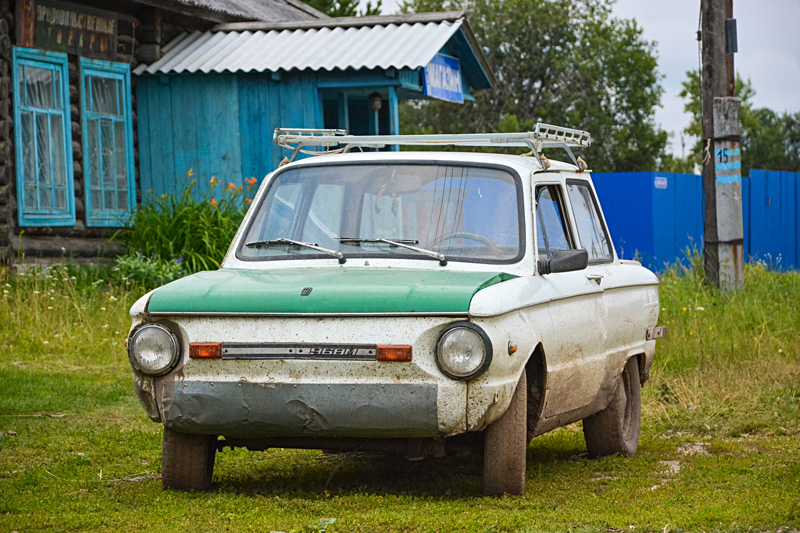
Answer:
112, 253, 185, 289
115, 172, 258, 273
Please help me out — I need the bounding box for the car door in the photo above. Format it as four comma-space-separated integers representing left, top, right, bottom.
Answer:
533, 180, 609, 418
565, 178, 650, 362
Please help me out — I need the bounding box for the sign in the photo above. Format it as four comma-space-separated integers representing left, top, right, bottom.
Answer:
423, 53, 464, 104
714, 141, 741, 184
17, 0, 118, 60
654, 176, 668, 189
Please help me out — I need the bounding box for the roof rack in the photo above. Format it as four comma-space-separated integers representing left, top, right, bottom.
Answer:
273, 123, 591, 170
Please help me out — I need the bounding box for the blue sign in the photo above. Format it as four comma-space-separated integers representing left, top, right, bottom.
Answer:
423, 53, 464, 104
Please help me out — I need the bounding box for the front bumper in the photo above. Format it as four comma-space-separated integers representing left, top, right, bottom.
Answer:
163, 380, 439, 438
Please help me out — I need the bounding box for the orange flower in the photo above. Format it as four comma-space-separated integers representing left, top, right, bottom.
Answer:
245, 198, 252, 205
209, 198, 217, 206
247, 177, 257, 186
210, 176, 217, 186
227, 182, 236, 191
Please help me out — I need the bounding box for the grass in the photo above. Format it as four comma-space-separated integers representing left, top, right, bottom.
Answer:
0, 261, 799, 532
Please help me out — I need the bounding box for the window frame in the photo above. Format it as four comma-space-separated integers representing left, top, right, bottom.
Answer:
235, 160, 527, 265
79, 57, 136, 227
565, 178, 615, 264
12, 47, 75, 226
534, 182, 576, 260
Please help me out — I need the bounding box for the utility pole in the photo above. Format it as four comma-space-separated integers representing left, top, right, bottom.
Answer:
701, 0, 744, 291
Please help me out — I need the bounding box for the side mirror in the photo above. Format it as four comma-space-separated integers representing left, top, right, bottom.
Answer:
537, 249, 588, 275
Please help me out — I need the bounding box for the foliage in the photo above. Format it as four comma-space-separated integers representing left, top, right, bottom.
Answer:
678, 69, 800, 175
398, 0, 669, 172
115, 172, 257, 274
1, 263, 798, 531
302, 0, 381, 17
112, 253, 186, 290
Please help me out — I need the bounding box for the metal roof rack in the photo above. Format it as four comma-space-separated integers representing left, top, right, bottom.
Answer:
273, 123, 591, 170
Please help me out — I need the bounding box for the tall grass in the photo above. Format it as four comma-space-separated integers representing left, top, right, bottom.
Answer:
645, 251, 800, 435
115, 172, 258, 273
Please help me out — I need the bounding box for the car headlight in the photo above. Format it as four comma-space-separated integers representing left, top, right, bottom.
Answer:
128, 324, 180, 375
435, 322, 492, 380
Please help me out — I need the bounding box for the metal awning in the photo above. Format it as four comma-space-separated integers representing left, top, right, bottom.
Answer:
133, 11, 494, 89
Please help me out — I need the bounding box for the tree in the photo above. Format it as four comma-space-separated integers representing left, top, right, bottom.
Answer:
399, 0, 668, 172
678, 69, 800, 175
303, 0, 381, 17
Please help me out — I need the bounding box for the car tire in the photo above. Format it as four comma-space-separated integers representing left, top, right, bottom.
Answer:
161, 427, 216, 491
583, 356, 641, 458
482, 369, 527, 496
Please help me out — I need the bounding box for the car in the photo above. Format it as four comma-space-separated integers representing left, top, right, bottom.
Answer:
126, 125, 665, 496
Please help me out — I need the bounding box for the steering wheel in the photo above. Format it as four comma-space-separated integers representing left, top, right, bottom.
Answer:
430, 231, 502, 257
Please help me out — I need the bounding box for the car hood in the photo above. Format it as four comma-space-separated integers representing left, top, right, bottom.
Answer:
146, 268, 518, 315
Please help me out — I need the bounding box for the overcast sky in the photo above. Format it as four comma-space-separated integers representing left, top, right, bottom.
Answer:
370, 0, 800, 155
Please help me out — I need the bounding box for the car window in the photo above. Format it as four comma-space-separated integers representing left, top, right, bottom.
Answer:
239, 164, 523, 264
301, 184, 345, 249
535, 185, 572, 260
566, 181, 612, 262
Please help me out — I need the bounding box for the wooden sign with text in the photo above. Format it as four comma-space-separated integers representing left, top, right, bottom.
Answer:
16, 0, 118, 60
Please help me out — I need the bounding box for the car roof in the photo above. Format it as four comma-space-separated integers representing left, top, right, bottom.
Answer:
281, 150, 582, 174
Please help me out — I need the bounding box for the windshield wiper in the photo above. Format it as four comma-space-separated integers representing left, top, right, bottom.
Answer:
337, 238, 447, 266
246, 238, 346, 264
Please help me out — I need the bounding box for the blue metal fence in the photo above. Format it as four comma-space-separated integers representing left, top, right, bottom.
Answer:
592, 170, 800, 271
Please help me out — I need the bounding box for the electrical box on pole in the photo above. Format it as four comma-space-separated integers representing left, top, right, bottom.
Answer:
701, 0, 744, 291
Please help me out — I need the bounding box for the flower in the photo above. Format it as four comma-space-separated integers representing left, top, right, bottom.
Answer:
689, 331, 693, 335
187, 169, 194, 177
227, 182, 235, 191
210, 198, 218, 206
47, 306, 53, 310
161, 194, 168, 199
210, 176, 217, 185
245, 198, 252, 205
34, 291, 40, 295
247, 177, 257, 186
682, 307, 687, 311
101, 307, 106, 311
102, 324, 109, 328
696, 306, 705, 311
43, 341, 49, 344
709, 326, 713, 330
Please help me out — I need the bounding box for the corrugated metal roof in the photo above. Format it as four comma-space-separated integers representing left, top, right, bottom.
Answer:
134, 18, 463, 75
174, 0, 327, 22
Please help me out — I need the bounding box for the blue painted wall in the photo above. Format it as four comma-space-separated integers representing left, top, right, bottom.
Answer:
594, 170, 800, 272
138, 71, 320, 198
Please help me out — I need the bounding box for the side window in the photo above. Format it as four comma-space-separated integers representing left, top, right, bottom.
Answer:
80, 58, 135, 227
535, 185, 572, 260
13, 48, 74, 226
566, 180, 612, 262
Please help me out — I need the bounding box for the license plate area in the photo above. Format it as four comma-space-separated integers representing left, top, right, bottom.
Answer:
221, 343, 377, 360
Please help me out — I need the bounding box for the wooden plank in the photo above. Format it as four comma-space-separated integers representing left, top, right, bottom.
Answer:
170, 75, 199, 193
141, 76, 176, 197
267, 79, 284, 172
194, 73, 242, 193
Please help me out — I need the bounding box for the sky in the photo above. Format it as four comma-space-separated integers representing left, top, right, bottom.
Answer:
367, 0, 800, 155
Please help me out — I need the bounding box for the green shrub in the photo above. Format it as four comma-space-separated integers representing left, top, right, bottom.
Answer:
115, 171, 258, 273
112, 252, 185, 289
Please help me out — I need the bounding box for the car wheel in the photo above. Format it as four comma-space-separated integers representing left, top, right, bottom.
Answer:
482, 369, 527, 496
161, 427, 217, 491
583, 356, 641, 458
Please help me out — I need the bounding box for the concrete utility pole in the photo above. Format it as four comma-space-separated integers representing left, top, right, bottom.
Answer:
701, 0, 744, 291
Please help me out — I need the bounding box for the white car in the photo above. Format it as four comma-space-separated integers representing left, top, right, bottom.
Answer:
127, 126, 664, 496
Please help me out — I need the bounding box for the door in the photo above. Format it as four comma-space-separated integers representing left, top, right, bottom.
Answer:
534, 183, 608, 418
565, 178, 647, 359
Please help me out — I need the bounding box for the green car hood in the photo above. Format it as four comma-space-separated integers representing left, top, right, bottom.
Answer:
146, 268, 517, 315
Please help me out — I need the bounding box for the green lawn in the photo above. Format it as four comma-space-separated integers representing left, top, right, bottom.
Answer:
1, 262, 798, 532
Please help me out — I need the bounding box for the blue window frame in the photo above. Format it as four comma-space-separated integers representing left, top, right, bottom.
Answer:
80, 58, 135, 227
12, 47, 75, 226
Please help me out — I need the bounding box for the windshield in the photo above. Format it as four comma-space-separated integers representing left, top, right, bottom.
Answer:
237, 163, 524, 264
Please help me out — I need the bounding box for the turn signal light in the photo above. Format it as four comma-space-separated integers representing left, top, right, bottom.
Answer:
376, 345, 412, 362
190, 343, 221, 359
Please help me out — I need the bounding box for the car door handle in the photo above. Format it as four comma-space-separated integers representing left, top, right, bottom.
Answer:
586, 273, 604, 284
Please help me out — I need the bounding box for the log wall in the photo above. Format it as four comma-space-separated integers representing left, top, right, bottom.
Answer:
1, 1, 218, 268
